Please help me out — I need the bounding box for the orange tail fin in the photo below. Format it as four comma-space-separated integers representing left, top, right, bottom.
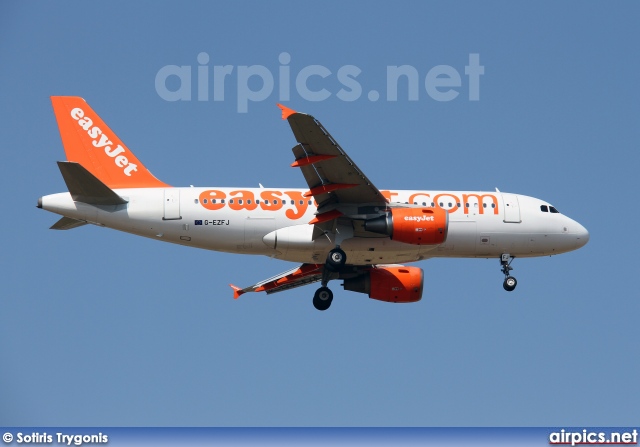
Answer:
51, 96, 169, 189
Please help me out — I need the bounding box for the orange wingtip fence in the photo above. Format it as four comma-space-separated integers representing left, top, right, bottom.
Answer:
230, 284, 244, 299
277, 103, 297, 120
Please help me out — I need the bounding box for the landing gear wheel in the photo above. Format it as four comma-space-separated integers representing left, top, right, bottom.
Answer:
503, 276, 517, 292
326, 248, 346, 272
313, 286, 333, 311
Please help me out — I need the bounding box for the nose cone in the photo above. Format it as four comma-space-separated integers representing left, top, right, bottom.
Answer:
575, 222, 589, 249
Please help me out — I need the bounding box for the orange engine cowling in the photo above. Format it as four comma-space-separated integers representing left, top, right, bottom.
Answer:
364, 207, 448, 245
343, 266, 424, 303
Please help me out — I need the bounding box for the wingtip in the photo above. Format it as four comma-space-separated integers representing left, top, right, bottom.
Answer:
277, 103, 297, 120
229, 284, 243, 299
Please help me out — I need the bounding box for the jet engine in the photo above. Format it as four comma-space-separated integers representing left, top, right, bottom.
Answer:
343, 266, 424, 303
364, 207, 448, 245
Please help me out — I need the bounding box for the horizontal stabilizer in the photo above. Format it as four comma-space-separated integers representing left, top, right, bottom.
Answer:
57, 161, 128, 206
50, 216, 87, 230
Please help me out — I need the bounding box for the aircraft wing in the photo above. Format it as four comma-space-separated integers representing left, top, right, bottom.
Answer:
230, 263, 325, 298
278, 104, 388, 225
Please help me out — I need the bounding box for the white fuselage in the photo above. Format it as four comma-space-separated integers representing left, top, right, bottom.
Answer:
40, 186, 589, 265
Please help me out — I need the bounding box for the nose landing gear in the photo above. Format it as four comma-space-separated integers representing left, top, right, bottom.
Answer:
312, 247, 346, 311
501, 253, 517, 292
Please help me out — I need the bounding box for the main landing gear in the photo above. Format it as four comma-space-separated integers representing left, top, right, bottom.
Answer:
500, 253, 517, 292
312, 247, 346, 311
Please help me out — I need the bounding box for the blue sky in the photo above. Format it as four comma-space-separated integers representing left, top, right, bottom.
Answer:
1, 1, 638, 426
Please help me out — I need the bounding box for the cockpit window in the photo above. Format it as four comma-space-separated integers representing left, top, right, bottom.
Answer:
549, 206, 560, 213
540, 205, 548, 212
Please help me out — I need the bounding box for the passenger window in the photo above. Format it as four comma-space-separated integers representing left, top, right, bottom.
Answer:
300, 200, 304, 205
483, 203, 487, 208
550, 206, 559, 213
221, 199, 225, 203
540, 205, 548, 212
212, 199, 216, 204
422, 202, 426, 206
230, 199, 234, 204
439, 202, 443, 207
308, 201, 312, 205
203, 199, 208, 204
247, 200, 251, 204
491, 204, 495, 208
448, 202, 452, 207
194, 199, 199, 204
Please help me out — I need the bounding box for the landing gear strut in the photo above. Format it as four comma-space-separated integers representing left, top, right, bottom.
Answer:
500, 253, 517, 291
312, 247, 346, 311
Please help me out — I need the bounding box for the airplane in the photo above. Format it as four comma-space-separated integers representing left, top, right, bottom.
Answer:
38, 97, 589, 311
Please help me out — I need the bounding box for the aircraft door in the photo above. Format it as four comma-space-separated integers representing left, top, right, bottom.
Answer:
501, 193, 521, 223
163, 189, 182, 220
